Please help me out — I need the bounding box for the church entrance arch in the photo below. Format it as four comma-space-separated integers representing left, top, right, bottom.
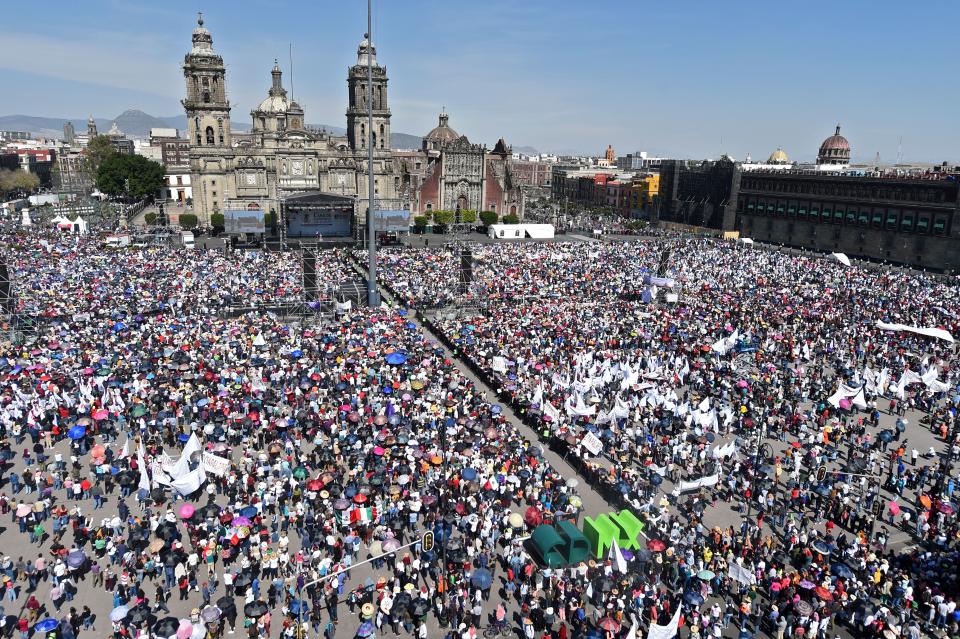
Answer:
456, 195, 468, 211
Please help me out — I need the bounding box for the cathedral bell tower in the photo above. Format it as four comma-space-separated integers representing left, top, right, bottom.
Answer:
346, 35, 391, 152
182, 12, 231, 148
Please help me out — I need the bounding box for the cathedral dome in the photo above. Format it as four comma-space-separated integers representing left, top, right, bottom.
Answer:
423, 112, 458, 151
767, 147, 789, 164
257, 95, 289, 113
817, 125, 851, 165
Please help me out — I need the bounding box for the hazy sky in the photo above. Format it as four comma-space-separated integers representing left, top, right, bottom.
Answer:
1, 0, 956, 161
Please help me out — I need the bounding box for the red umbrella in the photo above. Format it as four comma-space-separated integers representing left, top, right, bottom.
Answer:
353, 494, 367, 504
597, 617, 621, 633
307, 480, 323, 491
647, 539, 666, 552
524, 506, 542, 527
815, 586, 833, 601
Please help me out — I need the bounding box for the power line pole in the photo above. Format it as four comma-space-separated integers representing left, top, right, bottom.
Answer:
366, 0, 379, 307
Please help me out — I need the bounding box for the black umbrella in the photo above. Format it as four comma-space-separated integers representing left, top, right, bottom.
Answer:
244, 601, 269, 618
234, 573, 253, 590
198, 504, 221, 520
216, 596, 237, 613
593, 576, 615, 593
155, 521, 179, 541
391, 593, 412, 612
127, 605, 152, 627
153, 616, 179, 637
410, 599, 430, 618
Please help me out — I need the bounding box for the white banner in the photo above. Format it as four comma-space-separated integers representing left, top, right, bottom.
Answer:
491, 356, 507, 374
169, 466, 206, 496
201, 453, 231, 477
728, 561, 757, 586
543, 401, 560, 424
336, 300, 352, 312
678, 473, 719, 493
876, 321, 954, 343
581, 431, 603, 456
647, 606, 682, 639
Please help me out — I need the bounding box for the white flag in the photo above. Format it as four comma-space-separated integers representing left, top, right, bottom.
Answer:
609, 538, 628, 574
137, 443, 151, 492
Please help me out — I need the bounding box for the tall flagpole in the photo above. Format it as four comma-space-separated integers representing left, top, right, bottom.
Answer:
366, 0, 379, 307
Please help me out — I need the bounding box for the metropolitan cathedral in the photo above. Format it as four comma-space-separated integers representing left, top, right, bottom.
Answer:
183, 14, 401, 225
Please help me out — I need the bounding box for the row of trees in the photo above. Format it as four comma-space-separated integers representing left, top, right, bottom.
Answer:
0, 169, 40, 198
412, 209, 518, 230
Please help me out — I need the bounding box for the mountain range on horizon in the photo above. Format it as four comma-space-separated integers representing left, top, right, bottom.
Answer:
0, 109, 541, 155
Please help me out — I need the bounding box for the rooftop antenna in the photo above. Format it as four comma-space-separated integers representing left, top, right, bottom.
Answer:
289, 43, 294, 100
897, 136, 903, 164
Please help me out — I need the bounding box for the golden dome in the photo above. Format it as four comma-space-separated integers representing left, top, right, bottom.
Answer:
767, 147, 789, 164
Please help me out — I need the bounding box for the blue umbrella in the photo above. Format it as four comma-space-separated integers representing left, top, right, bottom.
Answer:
682, 591, 704, 606
34, 619, 59, 633
649, 474, 663, 486
178, 433, 190, 443
831, 563, 855, 580
196, 398, 210, 407
240, 506, 258, 519
471, 568, 493, 590
491, 405, 502, 415
386, 352, 407, 366
357, 621, 376, 637
462, 468, 478, 481
67, 425, 86, 440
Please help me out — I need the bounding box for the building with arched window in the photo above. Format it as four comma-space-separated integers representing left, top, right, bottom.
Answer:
182, 14, 403, 231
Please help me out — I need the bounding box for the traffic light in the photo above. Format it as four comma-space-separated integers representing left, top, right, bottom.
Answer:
871, 500, 883, 518
421, 531, 434, 553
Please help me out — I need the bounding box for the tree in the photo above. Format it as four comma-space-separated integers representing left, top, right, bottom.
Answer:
459, 209, 477, 224
95, 154, 165, 201
85, 135, 116, 172
0, 169, 40, 196
413, 215, 428, 228
432, 210, 454, 227
479, 210, 498, 227
178, 213, 198, 229
144, 212, 158, 225
210, 212, 225, 229
502, 213, 520, 224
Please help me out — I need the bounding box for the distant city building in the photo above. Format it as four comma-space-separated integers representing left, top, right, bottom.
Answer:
9, 149, 56, 188
0, 131, 31, 142
657, 157, 740, 229
164, 170, 193, 203
106, 122, 135, 155
0, 153, 19, 172
87, 116, 98, 138
616, 151, 663, 172
605, 145, 615, 163
63, 122, 75, 144
55, 151, 94, 194
652, 126, 960, 270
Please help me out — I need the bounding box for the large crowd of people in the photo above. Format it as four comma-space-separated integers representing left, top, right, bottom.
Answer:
0, 229, 955, 639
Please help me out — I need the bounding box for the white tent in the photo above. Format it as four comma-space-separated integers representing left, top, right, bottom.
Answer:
20, 209, 32, 227
739, 237, 754, 245
831, 252, 851, 267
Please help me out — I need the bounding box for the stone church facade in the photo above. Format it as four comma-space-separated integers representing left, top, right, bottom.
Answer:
182, 14, 401, 229
397, 112, 523, 217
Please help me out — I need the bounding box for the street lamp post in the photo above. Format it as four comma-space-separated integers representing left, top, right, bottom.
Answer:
365, 0, 379, 307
